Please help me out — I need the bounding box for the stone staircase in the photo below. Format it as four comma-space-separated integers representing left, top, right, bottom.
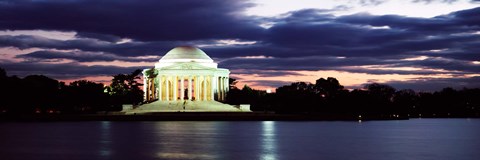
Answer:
123, 100, 249, 114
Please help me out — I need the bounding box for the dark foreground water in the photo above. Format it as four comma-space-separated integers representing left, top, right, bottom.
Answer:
0, 119, 479, 160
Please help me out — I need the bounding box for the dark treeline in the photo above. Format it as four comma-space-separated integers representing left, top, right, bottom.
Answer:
227, 77, 480, 117
0, 68, 143, 114
2, 66, 479, 117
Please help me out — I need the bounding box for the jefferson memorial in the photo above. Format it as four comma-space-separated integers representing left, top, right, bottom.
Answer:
125, 46, 247, 113
142, 46, 230, 102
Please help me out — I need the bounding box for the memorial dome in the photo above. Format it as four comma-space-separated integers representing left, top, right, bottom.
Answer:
160, 46, 212, 61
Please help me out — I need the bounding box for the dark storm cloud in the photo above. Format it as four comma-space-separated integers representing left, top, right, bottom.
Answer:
0, 0, 265, 41
75, 32, 122, 43
268, 22, 368, 47
221, 56, 397, 71
429, 50, 480, 61
277, 9, 336, 23
230, 69, 305, 77
265, 8, 480, 57
0, 35, 181, 57
386, 76, 480, 91
0, 60, 147, 79
340, 67, 462, 75
0, 35, 63, 50
222, 56, 469, 75
396, 57, 480, 73
211, 6, 480, 75
337, 9, 480, 33
2, 3, 479, 61
17, 50, 158, 62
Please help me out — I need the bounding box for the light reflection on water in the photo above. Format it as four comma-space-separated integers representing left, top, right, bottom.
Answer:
152, 122, 221, 160
261, 121, 277, 160
99, 121, 112, 157
0, 119, 479, 160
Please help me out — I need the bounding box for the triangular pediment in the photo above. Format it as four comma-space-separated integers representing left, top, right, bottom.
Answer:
159, 63, 214, 70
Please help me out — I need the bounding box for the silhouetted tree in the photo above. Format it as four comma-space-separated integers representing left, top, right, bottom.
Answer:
313, 77, 347, 113
59, 80, 109, 113
363, 83, 396, 114
0, 68, 6, 78
24, 75, 60, 112
144, 68, 158, 102
229, 78, 238, 90
460, 88, 480, 116
227, 84, 266, 105
274, 82, 317, 113
314, 77, 344, 97
348, 89, 370, 114
365, 83, 396, 99
393, 89, 417, 115
0, 68, 23, 113
108, 69, 144, 105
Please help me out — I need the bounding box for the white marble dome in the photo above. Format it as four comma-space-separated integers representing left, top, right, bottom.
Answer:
159, 46, 213, 63
156, 46, 217, 68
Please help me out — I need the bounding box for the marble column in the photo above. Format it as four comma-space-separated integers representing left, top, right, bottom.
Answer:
159, 75, 163, 101
218, 77, 223, 101
198, 76, 201, 101
180, 76, 184, 100
203, 75, 207, 101
196, 76, 200, 101
188, 76, 192, 100
210, 76, 215, 101
198, 76, 202, 101
195, 76, 200, 100
173, 76, 177, 101
166, 76, 170, 101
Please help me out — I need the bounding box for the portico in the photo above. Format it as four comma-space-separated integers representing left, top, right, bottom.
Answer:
155, 73, 230, 101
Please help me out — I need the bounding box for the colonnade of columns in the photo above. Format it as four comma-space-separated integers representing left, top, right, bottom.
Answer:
152, 75, 229, 102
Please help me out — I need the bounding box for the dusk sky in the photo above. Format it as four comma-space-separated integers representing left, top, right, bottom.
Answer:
1, 0, 479, 91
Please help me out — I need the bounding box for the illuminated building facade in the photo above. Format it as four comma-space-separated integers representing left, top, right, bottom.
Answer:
143, 46, 230, 102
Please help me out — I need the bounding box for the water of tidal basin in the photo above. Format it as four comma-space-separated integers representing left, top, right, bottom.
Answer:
0, 119, 479, 160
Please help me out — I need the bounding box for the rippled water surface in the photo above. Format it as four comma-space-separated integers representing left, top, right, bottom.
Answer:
1, 119, 479, 160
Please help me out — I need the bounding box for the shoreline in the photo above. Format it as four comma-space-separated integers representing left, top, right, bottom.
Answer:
1, 112, 478, 122
0, 112, 413, 121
